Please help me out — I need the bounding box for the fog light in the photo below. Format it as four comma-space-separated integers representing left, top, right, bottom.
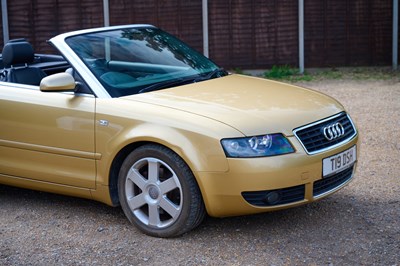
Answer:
264, 191, 282, 205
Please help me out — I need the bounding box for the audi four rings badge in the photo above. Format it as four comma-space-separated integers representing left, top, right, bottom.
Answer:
323, 123, 345, 141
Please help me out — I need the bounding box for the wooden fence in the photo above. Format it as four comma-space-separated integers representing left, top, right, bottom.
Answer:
0, 0, 398, 69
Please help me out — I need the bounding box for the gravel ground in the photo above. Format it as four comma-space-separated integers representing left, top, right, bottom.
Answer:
1, 71, 399, 265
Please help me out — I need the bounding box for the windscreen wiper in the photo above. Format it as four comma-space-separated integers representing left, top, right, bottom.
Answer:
138, 69, 228, 94
195, 68, 228, 82
138, 77, 195, 94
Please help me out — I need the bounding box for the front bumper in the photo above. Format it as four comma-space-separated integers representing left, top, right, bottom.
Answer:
196, 134, 359, 217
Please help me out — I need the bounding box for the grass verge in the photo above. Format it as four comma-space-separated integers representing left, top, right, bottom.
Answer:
232, 66, 399, 82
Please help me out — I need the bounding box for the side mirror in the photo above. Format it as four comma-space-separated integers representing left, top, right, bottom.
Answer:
40, 72, 76, 92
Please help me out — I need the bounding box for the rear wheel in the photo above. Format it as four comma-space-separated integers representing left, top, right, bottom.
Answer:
118, 144, 205, 237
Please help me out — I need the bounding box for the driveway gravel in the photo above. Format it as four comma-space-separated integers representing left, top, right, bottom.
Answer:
1, 71, 399, 265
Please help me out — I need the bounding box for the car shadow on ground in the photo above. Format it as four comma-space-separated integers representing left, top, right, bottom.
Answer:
0, 183, 373, 238
1, 183, 397, 265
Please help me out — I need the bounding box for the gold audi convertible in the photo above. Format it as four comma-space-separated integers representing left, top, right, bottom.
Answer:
0, 25, 358, 237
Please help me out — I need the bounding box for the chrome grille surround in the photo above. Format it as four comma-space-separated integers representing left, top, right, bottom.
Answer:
293, 112, 357, 155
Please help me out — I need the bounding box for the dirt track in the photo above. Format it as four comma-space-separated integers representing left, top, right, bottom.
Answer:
1, 73, 399, 265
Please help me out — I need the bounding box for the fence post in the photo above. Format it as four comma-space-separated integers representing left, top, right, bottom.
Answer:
393, 0, 398, 70
299, 0, 304, 74
1, 0, 9, 44
103, 0, 110, 27
202, 0, 209, 57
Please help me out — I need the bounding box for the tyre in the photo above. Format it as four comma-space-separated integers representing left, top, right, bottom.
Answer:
118, 144, 205, 237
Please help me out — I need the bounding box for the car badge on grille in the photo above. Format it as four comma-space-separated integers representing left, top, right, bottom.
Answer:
323, 123, 345, 141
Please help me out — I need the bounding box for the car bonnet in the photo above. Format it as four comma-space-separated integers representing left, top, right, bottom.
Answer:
123, 74, 345, 137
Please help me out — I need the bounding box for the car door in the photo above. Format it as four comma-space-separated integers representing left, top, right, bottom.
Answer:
0, 82, 96, 188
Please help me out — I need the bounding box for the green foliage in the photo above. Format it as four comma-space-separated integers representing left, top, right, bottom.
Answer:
264, 65, 313, 82
264, 65, 294, 79
231, 66, 398, 83
232, 68, 244, 74
310, 67, 398, 81
345, 67, 396, 80
317, 69, 343, 79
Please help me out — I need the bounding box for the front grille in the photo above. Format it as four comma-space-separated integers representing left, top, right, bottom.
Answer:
242, 185, 305, 207
313, 165, 354, 197
294, 112, 356, 154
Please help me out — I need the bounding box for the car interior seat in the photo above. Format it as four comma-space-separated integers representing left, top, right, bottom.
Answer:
0, 39, 47, 85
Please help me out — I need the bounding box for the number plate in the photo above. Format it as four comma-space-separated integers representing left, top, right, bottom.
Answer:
323, 145, 357, 177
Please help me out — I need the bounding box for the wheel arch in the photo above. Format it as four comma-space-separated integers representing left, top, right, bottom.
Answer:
100, 123, 230, 207
107, 140, 210, 207
108, 141, 150, 206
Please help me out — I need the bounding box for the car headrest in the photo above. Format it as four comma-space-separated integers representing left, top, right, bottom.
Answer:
2, 40, 35, 66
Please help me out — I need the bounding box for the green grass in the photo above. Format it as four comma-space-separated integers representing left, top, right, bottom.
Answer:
310, 67, 399, 81
316, 69, 343, 79
261, 66, 398, 82
231, 67, 244, 75
230, 65, 399, 82
344, 67, 396, 80
263, 65, 313, 82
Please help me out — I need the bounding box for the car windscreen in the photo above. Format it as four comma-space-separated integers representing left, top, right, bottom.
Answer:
65, 27, 225, 97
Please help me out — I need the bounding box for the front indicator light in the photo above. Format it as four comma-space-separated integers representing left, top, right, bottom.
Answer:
221, 133, 295, 158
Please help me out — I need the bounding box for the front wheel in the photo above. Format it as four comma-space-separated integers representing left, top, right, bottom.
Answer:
118, 144, 205, 237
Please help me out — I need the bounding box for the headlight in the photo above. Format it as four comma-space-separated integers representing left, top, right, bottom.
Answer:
221, 133, 295, 158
